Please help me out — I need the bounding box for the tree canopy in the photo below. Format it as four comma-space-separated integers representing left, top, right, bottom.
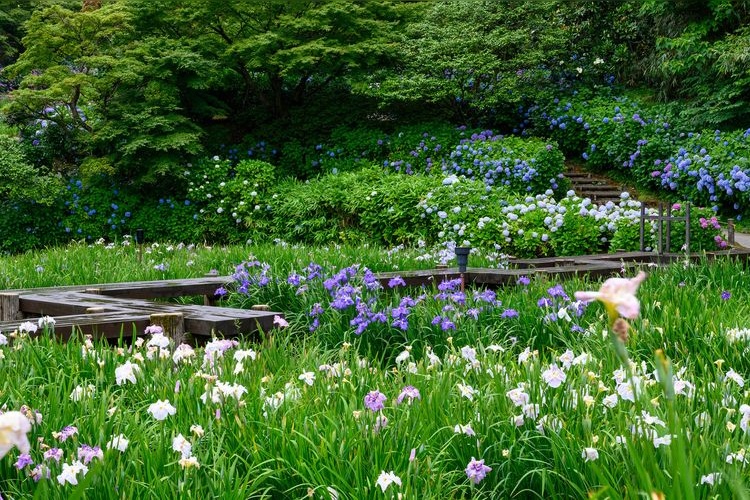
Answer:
2, 0, 408, 181
3, 0, 750, 182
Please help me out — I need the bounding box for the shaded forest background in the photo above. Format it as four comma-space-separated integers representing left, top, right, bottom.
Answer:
2, 0, 750, 251
4, 0, 750, 181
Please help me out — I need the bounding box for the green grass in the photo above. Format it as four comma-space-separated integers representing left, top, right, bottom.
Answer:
0, 241, 442, 290
1, 244, 749, 498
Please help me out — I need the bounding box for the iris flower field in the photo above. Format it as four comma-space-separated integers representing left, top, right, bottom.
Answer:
0, 242, 749, 499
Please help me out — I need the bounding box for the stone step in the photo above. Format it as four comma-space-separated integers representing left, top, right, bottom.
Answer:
572, 183, 622, 191
566, 174, 609, 181
579, 190, 625, 197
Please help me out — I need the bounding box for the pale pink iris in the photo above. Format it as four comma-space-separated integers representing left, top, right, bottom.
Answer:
574, 271, 647, 320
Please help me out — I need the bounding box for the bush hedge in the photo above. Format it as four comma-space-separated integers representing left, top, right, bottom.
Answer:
526, 90, 750, 219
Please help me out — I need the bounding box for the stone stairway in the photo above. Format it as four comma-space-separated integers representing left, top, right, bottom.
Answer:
564, 169, 627, 205
563, 165, 750, 248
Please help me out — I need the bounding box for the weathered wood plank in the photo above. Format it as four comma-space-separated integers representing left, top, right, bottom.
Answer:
19, 292, 141, 316
185, 313, 277, 337
99, 279, 229, 299
3, 276, 232, 299
0, 312, 152, 340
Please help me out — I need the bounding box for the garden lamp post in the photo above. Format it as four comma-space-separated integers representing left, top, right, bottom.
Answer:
455, 247, 470, 292
135, 229, 144, 262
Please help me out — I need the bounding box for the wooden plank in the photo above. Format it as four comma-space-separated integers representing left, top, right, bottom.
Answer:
99, 278, 230, 299
0, 312, 152, 340
3, 276, 232, 299
16, 289, 281, 339
185, 312, 277, 337
19, 292, 141, 316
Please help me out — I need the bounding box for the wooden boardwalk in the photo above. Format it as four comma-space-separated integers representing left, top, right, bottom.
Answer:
1, 248, 747, 343
0, 277, 281, 342
376, 248, 750, 288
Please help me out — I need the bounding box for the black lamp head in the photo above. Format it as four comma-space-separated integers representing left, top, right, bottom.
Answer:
135, 228, 144, 245
455, 247, 471, 273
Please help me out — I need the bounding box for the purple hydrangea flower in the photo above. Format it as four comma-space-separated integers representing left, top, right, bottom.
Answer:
465, 457, 492, 484
364, 390, 387, 412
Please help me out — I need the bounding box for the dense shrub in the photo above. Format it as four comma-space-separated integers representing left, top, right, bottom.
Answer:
0, 135, 61, 203
527, 91, 750, 219
445, 132, 566, 195
0, 122, 726, 256
0, 200, 61, 253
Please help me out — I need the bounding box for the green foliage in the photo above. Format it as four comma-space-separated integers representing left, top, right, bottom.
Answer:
303, 122, 469, 177
0, 135, 62, 204
0, 200, 62, 254
3, 3, 208, 182
223, 159, 278, 234
553, 208, 603, 256
609, 217, 652, 252
448, 134, 566, 195
637, 0, 750, 126
266, 170, 383, 245
128, 200, 202, 243
365, 0, 602, 125
127, 0, 403, 117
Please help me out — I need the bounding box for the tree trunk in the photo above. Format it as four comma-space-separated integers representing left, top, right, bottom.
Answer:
81, 0, 101, 11
269, 74, 285, 118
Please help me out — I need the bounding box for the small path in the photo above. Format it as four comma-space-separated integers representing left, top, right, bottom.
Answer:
563, 162, 654, 206
733, 231, 750, 248
563, 161, 749, 248
564, 167, 625, 205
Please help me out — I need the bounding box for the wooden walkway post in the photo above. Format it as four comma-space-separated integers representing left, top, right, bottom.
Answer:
640, 204, 646, 251
0, 293, 20, 321
149, 312, 185, 343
